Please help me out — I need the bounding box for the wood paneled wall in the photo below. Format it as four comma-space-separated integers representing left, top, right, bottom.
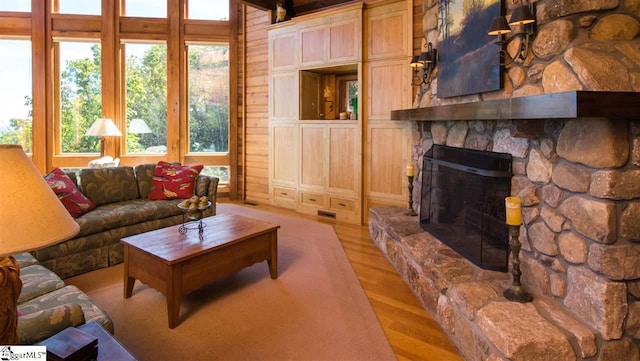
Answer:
240, 5, 271, 204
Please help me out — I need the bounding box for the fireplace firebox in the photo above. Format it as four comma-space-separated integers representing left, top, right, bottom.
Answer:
420, 145, 512, 271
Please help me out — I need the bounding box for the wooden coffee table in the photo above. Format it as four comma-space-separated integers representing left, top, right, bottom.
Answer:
121, 214, 279, 328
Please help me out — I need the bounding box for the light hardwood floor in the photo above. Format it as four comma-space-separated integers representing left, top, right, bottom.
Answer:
233, 201, 464, 361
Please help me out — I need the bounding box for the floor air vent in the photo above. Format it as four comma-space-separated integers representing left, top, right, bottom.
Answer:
317, 210, 336, 219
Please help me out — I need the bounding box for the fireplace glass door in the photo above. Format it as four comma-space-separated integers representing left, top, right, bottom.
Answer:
420, 145, 512, 271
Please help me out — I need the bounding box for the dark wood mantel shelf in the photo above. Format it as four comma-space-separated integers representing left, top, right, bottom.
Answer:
390, 91, 640, 122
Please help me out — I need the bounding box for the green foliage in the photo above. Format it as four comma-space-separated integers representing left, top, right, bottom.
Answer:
2, 43, 229, 157
60, 43, 102, 153
0, 117, 32, 152
125, 45, 168, 151
188, 45, 229, 153
0, 95, 33, 151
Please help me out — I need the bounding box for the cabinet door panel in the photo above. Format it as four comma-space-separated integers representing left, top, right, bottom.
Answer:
300, 71, 321, 120
329, 21, 357, 62
300, 26, 326, 66
271, 124, 298, 185
368, 125, 406, 198
367, 60, 410, 120
270, 32, 297, 70
270, 72, 298, 120
366, 4, 409, 60
328, 126, 356, 193
300, 126, 325, 188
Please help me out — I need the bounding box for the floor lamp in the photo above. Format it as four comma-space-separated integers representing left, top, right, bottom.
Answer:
0, 145, 80, 344
85, 118, 122, 158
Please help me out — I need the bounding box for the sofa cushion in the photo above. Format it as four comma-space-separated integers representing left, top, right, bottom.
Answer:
17, 285, 113, 335
13, 252, 39, 268
149, 161, 203, 200
18, 303, 85, 344
45, 168, 96, 218
17, 265, 65, 304
80, 167, 139, 206
74, 198, 183, 237
134, 163, 156, 199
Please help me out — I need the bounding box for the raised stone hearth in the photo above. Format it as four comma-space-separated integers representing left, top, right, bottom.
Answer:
369, 206, 638, 361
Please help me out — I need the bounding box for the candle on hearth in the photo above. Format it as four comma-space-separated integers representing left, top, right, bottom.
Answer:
505, 197, 522, 226
407, 162, 415, 177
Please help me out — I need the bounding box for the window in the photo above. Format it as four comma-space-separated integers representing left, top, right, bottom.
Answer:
58, 41, 102, 154
123, 43, 168, 154
124, 0, 167, 18
0, 40, 32, 152
187, 44, 229, 153
0, 0, 30, 12
188, 1, 228, 20
202, 166, 229, 183
0, 0, 235, 194
57, 0, 101, 15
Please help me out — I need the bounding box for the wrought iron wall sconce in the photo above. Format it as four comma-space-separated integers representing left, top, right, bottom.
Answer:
410, 42, 437, 87
488, 1, 536, 65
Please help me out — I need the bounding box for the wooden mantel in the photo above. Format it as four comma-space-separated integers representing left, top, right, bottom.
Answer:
390, 91, 640, 122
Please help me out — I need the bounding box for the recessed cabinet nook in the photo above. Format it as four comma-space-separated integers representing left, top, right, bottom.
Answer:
268, 1, 413, 224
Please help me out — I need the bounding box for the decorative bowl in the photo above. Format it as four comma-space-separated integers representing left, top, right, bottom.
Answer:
178, 199, 211, 221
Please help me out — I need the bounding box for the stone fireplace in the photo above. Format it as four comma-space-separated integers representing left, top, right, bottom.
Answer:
369, 1, 640, 360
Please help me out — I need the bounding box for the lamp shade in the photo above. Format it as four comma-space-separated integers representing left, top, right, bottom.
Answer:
128, 118, 152, 134
409, 55, 423, 68
488, 16, 512, 36
0, 145, 80, 257
85, 118, 122, 137
509, 4, 535, 26
418, 51, 432, 64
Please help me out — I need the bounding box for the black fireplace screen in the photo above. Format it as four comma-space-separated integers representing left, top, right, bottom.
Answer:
420, 145, 512, 272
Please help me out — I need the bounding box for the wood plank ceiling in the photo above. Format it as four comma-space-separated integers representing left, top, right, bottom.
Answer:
237, 0, 355, 16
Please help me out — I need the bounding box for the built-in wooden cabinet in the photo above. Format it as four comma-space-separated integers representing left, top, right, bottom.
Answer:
268, 1, 413, 224
268, 3, 363, 224
363, 0, 414, 219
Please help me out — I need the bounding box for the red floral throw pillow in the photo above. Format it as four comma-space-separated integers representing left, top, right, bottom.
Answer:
148, 161, 204, 200
45, 168, 96, 218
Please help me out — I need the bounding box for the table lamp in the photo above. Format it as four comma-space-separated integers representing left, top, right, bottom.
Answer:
0, 144, 80, 344
128, 118, 151, 134
85, 118, 122, 157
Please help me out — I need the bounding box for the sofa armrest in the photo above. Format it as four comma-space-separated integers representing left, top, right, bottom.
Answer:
196, 175, 220, 217
18, 303, 85, 344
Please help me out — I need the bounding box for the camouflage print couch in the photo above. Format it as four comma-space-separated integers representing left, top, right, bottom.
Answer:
14, 252, 113, 344
33, 164, 219, 279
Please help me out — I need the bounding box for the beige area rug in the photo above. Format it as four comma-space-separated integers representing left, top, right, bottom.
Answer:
66, 203, 397, 361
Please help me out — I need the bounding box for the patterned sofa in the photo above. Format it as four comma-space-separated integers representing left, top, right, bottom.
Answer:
14, 252, 113, 344
33, 164, 219, 279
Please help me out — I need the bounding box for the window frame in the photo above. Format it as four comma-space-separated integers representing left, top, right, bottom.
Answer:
0, 0, 236, 196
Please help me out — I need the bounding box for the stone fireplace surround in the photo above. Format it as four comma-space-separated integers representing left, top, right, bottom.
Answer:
369, 92, 640, 360
369, 0, 640, 358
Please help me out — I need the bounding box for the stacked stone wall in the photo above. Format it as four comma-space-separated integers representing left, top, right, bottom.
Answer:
400, 1, 640, 358
417, 0, 640, 106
